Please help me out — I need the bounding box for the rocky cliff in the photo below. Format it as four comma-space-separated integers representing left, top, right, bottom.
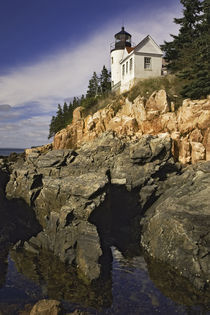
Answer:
4, 132, 210, 292
53, 90, 210, 165
1, 90, 210, 297
7, 133, 176, 281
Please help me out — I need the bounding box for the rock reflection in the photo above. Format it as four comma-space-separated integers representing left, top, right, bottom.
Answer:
10, 248, 112, 310
0, 246, 9, 289
145, 255, 210, 310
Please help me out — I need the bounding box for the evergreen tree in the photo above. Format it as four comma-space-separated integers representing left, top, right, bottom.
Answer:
63, 102, 68, 125
100, 65, 111, 94
68, 101, 74, 122
63, 102, 68, 115
180, 0, 210, 98
48, 104, 64, 138
48, 115, 56, 139
48, 66, 112, 138
161, 0, 202, 72
72, 97, 79, 109
86, 72, 99, 98
55, 104, 64, 131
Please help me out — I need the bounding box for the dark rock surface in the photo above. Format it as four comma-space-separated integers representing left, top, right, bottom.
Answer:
141, 161, 210, 290
0, 156, 41, 248
3, 132, 210, 290
5, 132, 176, 281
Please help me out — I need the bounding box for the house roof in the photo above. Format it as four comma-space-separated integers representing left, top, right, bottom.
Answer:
120, 35, 163, 64
126, 46, 135, 53
134, 35, 162, 54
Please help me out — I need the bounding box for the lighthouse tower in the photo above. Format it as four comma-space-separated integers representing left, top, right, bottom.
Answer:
110, 27, 132, 89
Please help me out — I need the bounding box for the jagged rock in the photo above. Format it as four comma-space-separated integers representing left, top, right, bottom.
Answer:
30, 299, 62, 315
25, 143, 53, 156
76, 221, 102, 281
53, 92, 210, 164
4, 132, 210, 290
145, 89, 169, 113
141, 161, 210, 290
73, 106, 84, 123
5, 132, 178, 282
191, 142, 206, 164
204, 128, 210, 160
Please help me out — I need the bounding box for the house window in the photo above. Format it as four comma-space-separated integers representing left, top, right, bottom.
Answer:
144, 57, 151, 69
122, 64, 125, 76
111, 57, 114, 64
126, 61, 128, 73
130, 58, 133, 71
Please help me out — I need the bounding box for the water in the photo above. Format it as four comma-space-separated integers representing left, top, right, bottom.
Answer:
0, 246, 209, 315
0, 148, 25, 156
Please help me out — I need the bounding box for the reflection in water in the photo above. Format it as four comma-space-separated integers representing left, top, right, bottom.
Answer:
145, 255, 210, 310
0, 246, 9, 289
10, 248, 112, 310
0, 246, 207, 314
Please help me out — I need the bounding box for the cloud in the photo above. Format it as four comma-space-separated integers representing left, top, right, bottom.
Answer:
0, 104, 12, 111
0, 115, 51, 148
0, 3, 181, 148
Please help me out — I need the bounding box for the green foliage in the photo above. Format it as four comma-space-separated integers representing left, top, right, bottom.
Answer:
161, 0, 209, 99
48, 98, 80, 139
48, 66, 111, 138
86, 72, 99, 98
99, 65, 111, 95
161, 0, 202, 73
86, 66, 111, 98
179, 0, 210, 98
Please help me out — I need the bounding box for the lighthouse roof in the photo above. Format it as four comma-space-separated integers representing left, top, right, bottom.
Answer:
115, 27, 131, 38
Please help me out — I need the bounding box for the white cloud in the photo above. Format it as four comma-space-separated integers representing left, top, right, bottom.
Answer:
0, 115, 51, 148
0, 4, 181, 148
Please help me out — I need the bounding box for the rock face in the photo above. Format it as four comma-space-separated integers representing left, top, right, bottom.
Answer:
6, 132, 177, 282
4, 132, 210, 291
53, 92, 210, 165
141, 161, 210, 290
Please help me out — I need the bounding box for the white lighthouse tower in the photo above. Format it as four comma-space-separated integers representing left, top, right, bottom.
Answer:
110, 27, 132, 90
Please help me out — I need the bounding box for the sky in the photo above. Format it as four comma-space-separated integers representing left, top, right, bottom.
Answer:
0, 0, 182, 148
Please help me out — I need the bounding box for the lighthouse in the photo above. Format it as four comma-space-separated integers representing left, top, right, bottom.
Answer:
110, 27, 132, 89
110, 27, 163, 93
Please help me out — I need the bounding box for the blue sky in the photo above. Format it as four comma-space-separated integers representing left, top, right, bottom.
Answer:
0, 0, 181, 148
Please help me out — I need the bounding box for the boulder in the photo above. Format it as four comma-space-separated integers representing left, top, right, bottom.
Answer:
145, 89, 170, 114
191, 142, 206, 164
30, 299, 62, 315
141, 161, 210, 290
73, 106, 84, 123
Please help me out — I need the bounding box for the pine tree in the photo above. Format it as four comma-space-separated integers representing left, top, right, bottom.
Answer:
100, 65, 111, 95
48, 115, 56, 139
86, 72, 99, 98
180, 0, 210, 98
48, 66, 112, 138
48, 104, 63, 138
161, 0, 202, 72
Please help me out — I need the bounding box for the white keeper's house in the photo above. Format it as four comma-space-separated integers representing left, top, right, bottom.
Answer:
110, 27, 163, 93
